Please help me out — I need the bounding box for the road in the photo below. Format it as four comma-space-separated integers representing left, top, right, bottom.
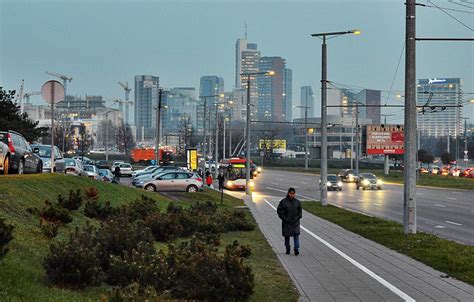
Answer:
247, 169, 474, 246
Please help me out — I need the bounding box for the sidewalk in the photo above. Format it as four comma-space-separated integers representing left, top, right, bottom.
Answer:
243, 193, 474, 302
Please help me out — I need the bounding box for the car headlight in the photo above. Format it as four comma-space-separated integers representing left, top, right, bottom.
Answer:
43, 160, 51, 167
337, 181, 343, 187
249, 180, 255, 187
326, 181, 331, 187
377, 180, 383, 185
226, 180, 233, 187
257, 167, 262, 172
362, 180, 370, 185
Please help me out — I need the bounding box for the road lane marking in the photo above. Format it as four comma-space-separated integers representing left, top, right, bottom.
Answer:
434, 204, 446, 208
374, 203, 382, 206
451, 191, 462, 195
447, 197, 456, 201
263, 198, 415, 302
435, 225, 446, 229
265, 187, 315, 200
358, 199, 364, 202
445, 221, 462, 226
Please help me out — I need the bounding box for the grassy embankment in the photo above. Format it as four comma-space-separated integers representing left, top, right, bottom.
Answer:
301, 201, 474, 285
0, 174, 298, 301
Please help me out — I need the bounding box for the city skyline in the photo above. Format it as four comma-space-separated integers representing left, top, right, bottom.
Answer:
1, 0, 473, 122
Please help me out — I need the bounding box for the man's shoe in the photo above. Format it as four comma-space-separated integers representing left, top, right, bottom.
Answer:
285, 249, 290, 255
294, 249, 299, 256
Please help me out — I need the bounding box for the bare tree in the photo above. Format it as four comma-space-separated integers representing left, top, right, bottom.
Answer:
115, 121, 135, 155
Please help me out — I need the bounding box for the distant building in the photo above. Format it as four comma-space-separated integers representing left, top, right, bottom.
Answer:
257, 56, 286, 121
163, 87, 199, 136
283, 68, 293, 122
417, 78, 463, 138
134, 75, 159, 140
199, 76, 224, 97
235, 38, 260, 118
224, 89, 246, 122
355, 89, 381, 125
300, 86, 315, 118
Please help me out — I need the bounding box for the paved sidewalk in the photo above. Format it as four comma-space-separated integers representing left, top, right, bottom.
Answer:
243, 193, 474, 302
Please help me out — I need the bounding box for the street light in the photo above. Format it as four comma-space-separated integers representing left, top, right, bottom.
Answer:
213, 99, 232, 178
295, 105, 311, 170
311, 29, 360, 206
240, 70, 275, 195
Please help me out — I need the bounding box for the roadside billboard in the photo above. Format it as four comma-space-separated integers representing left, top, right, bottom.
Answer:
186, 149, 198, 170
366, 125, 404, 155
259, 139, 286, 154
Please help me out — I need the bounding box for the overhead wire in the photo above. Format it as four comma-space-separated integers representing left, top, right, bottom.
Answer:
385, 42, 406, 106
426, 0, 474, 31
448, 0, 474, 10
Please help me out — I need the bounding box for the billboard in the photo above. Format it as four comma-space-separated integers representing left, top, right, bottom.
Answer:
366, 125, 404, 155
186, 149, 198, 171
259, 139, 286, 154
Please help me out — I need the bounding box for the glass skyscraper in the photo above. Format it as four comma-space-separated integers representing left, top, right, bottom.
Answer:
134, 75, 159, 140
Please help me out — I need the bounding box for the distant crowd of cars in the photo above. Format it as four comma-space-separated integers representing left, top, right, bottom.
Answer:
131, 165, 203, 193
419, 165, 474, 178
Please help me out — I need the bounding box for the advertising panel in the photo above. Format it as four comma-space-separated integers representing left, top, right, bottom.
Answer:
259, 139, 287, 154
186, 149, 198, 170
366, 125, 404, 155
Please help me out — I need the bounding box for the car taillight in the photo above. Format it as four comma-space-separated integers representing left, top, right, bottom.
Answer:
66, 167, 75, 172
196, 177, 202, 182
7, 134, 15, 154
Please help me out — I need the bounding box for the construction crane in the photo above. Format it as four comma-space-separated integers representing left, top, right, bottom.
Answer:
118, 81, 132, 125
45, 71, 72, 107
15, 80, 25, 114
23, 91, 41, 105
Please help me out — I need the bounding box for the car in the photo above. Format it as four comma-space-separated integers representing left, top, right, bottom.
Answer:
132, 165, 159, 178
132, 166, 181, 186
73, 156, 93, 165
326, 174, 343, 191
117, 163, 133, 176
98, 169, 115, 182
0, 140, 11, 175
83, 164, 101, 180
356, 173, 383, 190
0, 130, 43, 174
338, 169, 359, 182
141, 171, 203, 192
94, 160, 109, 169
30, 144, 65, 173
429, 165, 440, 175
111, 161, 125, 170
64, 158, 87, 177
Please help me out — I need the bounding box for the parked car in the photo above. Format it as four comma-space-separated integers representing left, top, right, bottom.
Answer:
117, 163, 133, 176
0, 140, 11, 175
73, 156, 93, 165
111, 161, 125, 170
64, 158, 87, 177
0, 131, 42, 174
83, 164, 101, 180
141, 171, 203, 192
95, 160, 109, 169
356, 173, 383, 190
132, 165, 160, 178
30, 144, 65, 173
429, 165, 440, 175
325, 174, 343, 191
98, 169, 115, 182
131, 167, 178, 186
338, 169, 359, 182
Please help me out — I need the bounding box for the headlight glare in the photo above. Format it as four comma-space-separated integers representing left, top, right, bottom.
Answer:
337, 181, 343, 187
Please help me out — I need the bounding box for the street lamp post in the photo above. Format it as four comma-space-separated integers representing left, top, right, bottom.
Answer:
155, 89, 163, 164
296, 105, 310, 170
311, 29, 360, 206
241, 70, 275, 195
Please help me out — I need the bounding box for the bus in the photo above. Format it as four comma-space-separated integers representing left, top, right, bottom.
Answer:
219, 157, 256, 190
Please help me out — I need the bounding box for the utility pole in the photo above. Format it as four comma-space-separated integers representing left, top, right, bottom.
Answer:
246, 75, 252, 195
351, 116, 354, 169
381, 114, 394, 176
355, 102, 360, 174
215, 103, 219, 178
155, 89, 163, 164
404, 0, 417, 234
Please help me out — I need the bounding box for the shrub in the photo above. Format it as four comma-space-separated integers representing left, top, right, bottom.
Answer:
40, 200, 72, 224
43, 226, 103, 288
166, 202, 183, 214
188, 200, 218, 215
217, 210, 255, 232
85, 187, 99, 200
40, 219, 60, 238
57, 189, 83, 211
120, 195, 158, 221
84, 199, 116, 220
0, 218, 14, 261
144, 212, 184, 242
105, 282, 164, 302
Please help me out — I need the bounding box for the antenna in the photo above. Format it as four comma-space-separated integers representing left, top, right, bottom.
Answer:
244, 21, 247, 40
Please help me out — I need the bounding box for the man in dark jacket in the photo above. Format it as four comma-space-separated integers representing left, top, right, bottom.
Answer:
277, 188, 302, 255
217, 171, 225, 191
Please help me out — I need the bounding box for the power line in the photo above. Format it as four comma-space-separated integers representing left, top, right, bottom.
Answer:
448, 0, 474, 10
422, 2, 474, 14
426, 0, 474, 31
385, 42, 406, 106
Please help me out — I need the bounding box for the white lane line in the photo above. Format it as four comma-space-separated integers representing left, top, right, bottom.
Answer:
374, 203, 382, 206
265, 186, 315, 200
434, 204, 446, 208
447, 197, 457, 201
358, 199, 364, 202
435, 225, 447, 229
451, 191, 462, 195
445, 221, 462, 226
263, 199, 415, 302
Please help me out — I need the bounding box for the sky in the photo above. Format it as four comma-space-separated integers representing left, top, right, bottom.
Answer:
1, 0, 473, 123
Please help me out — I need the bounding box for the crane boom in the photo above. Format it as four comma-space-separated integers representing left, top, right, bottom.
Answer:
46, 71, 72, 82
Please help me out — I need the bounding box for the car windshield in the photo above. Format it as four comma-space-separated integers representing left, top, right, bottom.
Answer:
83, 165, 95, 172
64, 159, 76, 166
33, 146, 51, 157
0, 133, 7, 144
361, 173, 376, 179
120, 164, 131, 168
328, 175, 338, 181
98, 169, 108, 176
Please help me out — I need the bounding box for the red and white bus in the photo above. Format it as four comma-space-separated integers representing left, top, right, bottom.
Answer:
219, 157, 256, 190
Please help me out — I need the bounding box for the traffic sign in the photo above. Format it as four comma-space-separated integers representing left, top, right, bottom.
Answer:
260, 151, 265, 157
464, 150, 469, 155
151, 159, 156, 165
41, 80, 64, 104
464, 155, 469, 162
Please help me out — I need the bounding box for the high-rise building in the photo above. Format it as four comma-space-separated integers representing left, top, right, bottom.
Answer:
235, 38, 260, 118
257, 56, 286, 121
134, 75, 159, 140
417, 78, 463, 138
163, 87, 198, 136
355, 89, 381, 124
300, 86, 315, 118
283, 68, 293, 122
224, 89, 246, 122
199, 76, 224, 97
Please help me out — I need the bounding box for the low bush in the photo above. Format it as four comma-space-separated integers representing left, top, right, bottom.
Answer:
40, 219, 60, 238
0, 218, 14, 261
57, 189, 83, 211
144, 212, 184, 242
40, 200, 72, 224
84, 187, 99, 200
84, 199, 116, 220
119, 195, 158, 221
43, 226, 103, 288
218, 210, 255, 232
105, 282, 164, 302
188, 200, 218, 215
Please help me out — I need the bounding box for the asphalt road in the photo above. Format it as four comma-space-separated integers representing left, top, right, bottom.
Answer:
250, 169, 474, 246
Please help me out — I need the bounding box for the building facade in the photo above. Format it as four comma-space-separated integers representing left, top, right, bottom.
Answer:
300, 86, 315, 118
199, 76, 224, 97
257, 56, 285, 121
134, 75, 159, 140
235, 39, 260, 118
417, 78, 463, 138
355, 89, 381, 125
283, 68, 293, 122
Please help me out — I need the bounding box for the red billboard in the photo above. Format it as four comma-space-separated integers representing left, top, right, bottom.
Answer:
366, 125, 404, 155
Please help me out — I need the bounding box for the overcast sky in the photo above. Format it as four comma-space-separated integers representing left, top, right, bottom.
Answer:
1, 0, 473, 122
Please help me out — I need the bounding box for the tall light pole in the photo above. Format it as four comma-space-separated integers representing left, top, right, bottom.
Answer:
155, 89, 163, 164
241, 70, 275, 195
214, 100, 233, 178
311, 29, 360, 206
296, 105, 310, 170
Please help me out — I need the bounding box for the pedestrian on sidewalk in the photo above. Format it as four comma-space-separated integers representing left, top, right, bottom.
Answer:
217, 171, 225, 191
277, 187, 302, 255
205, 171, 213, 188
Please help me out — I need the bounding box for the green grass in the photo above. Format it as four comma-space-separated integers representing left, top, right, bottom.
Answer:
0, 174, 297, 301
302, 201, 474, 285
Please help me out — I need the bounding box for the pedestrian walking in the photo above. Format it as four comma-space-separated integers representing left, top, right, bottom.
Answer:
217, 171, 225, 191
277, 188, 302, 255
205, 171, 213, 188
113, 166, 121, 183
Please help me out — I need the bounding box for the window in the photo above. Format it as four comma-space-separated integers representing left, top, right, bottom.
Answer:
176, 173, 190, 179
161, 173, 175, 180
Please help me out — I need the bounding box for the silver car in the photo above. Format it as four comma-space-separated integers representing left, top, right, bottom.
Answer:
64, 158, 88, 177
83, 164, 100, 180
141, 171, 203, 192
30, 144, 65, 173
118, 163, 133, 176
0, 141, 10, 175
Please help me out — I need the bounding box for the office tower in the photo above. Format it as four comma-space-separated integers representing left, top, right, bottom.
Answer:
355, 89, 381, 124
283, 68, 293, 122
163, 87, 198, 136
199, 76, 224, 97
300, 86, 315, 118
134, 75, 159, 140
417, 78, 463, 138
257, 56, 286, 121
235, 38, 260, 118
